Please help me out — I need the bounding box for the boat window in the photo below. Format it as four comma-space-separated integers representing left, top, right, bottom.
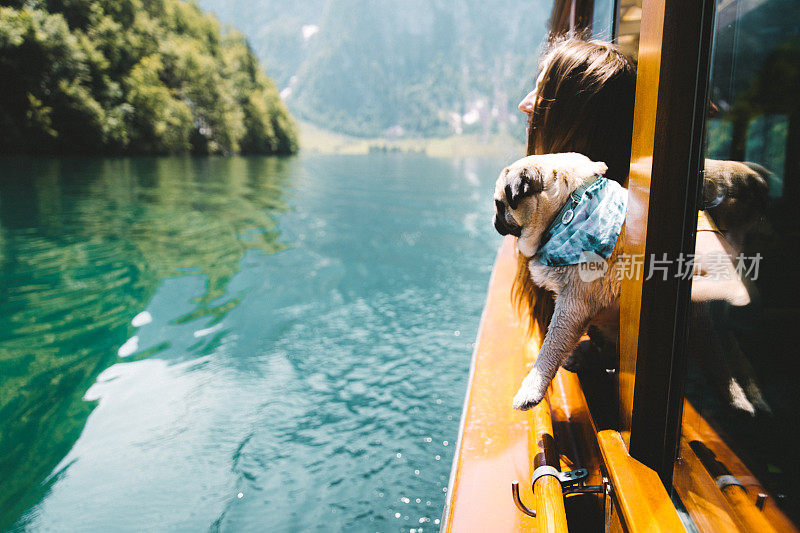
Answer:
616, 0, 642, 58
590, 0, 616, 40
674, 0, 800, 528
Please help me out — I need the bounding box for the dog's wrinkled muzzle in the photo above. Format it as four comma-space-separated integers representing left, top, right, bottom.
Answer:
494, 199, 522, 237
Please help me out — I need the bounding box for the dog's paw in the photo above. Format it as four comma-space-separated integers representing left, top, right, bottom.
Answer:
512, 370, 549, 411
726, 377, 773, 416
727, 378, 757, 416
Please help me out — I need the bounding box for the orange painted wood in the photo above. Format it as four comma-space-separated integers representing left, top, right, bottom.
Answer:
721, 485, 778, 533
444, 236, 557, 532
597, 430, 684, 532
550, 368, 604, 491
620, 0, 716, 480
674, 438, 741, 532
527, 372, 569, 533
618, 0, 666, 444
682, 401, 798, 532
535, 476, 569, 533
549, 369, 604, 529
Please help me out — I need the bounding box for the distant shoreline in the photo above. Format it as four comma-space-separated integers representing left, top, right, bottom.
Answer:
0, 121, 525, 160
298, 121, 525, 158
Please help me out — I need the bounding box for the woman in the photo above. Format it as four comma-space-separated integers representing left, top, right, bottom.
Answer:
515, 35, 767, 413
513, 36, 636, 333
520, 38, 636, 183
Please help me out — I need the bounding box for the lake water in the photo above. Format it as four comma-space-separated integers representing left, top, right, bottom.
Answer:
0, 154, 507, 531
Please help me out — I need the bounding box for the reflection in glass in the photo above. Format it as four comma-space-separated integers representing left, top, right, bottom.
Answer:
0, 156, 292, 528
677, 0, 800, 528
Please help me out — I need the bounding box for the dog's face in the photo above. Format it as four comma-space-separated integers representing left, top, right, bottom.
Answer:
493, 153, 608, 257
703, 159, 770, 238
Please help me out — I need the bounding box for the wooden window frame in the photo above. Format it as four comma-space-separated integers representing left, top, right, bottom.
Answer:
542, 0, 721, 493
619, 0, 716, 485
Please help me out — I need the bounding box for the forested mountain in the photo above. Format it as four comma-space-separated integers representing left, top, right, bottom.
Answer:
0, 0, 297, 155
198, 0, 552, 138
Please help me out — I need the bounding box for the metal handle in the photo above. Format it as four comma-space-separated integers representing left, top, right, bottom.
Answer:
512, 473, 606, 518
511, 481, 536, 517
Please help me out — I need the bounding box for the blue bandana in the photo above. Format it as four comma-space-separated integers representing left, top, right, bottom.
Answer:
534, 176, 627, 266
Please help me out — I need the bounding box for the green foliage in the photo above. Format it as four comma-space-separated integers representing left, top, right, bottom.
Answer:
0, 0, 297, 154
124, 54, 193, 152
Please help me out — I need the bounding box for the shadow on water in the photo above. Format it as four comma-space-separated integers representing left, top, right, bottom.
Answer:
0, 156, 294, 529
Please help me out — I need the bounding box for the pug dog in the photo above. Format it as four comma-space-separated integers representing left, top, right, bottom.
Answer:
702, 159, 770, 249
493, 153, 625, 410
494, 153, 773, 413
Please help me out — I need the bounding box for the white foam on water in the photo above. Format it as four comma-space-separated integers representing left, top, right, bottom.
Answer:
131, 311, 152, 327
117, 335, 139, 358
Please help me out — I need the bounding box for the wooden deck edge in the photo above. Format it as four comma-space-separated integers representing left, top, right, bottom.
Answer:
597, 430, 684, 532
441, 241, 502, 529
681, 401, 798, 532
444, 237, 568, 532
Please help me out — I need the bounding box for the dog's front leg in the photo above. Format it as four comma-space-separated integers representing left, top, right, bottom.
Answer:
513, 295, 591, 410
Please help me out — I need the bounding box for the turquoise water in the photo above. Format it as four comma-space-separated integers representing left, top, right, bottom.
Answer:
0, 154, 506, 531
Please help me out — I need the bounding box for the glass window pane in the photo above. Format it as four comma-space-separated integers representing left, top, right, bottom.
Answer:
591, 0, 616, 41
617, 0, 642, 59
675, 0, 800, 528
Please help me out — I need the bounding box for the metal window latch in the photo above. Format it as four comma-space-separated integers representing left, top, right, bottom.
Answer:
511, 467, 607, 517
715, 474, 744, 490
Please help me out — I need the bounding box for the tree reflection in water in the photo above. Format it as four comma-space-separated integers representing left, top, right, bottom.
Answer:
0, 156, 293, 528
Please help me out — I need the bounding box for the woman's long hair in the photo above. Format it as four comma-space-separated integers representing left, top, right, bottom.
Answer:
514, 36, 637, 333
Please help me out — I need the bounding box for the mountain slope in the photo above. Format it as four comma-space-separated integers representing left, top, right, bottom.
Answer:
198, 0, 551, 138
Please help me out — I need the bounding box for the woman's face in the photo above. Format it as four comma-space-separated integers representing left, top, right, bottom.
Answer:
519, 68, 547, 121
518, 88, 537, 114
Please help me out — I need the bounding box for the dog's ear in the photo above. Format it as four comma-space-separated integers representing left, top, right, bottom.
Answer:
505, 167, 543, 210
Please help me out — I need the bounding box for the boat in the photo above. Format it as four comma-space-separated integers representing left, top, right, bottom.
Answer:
443, 0, 800, 530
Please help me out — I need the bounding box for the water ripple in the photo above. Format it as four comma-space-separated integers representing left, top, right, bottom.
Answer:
1, 154, 504, 532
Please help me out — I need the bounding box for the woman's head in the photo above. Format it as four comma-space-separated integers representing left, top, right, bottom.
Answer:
521, 37, 637, 181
